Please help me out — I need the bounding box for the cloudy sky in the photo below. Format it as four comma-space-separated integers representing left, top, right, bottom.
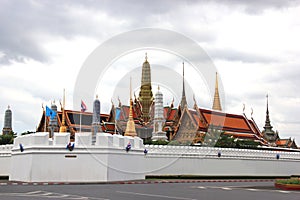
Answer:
0, 0, 300, 144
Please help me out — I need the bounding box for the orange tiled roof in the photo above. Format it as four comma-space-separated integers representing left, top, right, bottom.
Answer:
188, 109, 206, 130
167, 109, 177, 121
276, 139, 289, 146
199, 108, 253, 133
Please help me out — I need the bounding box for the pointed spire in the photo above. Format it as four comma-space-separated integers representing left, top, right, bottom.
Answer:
193, 94, 197, 110
262, 94, 277, 143
59, 88, 67, 133
118, 96, 122, 107
264, 94, 272, 130
170, 97, 174, 108
138, 53, 153, 123
182, 62, 185, 97
212, 72, 222, 111
125, 77, 137, 137
180, 61, 187, 110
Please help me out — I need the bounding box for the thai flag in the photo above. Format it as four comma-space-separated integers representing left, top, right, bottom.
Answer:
81, 100, 87, 112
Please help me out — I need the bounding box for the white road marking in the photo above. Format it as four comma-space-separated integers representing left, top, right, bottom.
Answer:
26, 190, 43, 194
117, 190, 197, 200
192, 185, 300, 194
246, 188, 259, 191
221, 187, 232, 190
0, 190, 110, 200
278, 190, 291, 193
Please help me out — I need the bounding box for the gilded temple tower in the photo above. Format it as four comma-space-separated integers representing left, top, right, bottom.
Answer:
59, 89, 67, 133
125, 78, 137, 137
138, 53, 153, 123
212, 72, 222, 111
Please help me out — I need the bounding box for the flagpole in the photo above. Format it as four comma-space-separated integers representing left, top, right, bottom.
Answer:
114, 106, 116, 135
44, 108, 47, 132
80, 111, 82, 133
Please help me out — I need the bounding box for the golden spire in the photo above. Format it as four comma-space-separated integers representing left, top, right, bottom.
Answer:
59, 89, 67, 132
125, 77, 137, 137
212, 72, 222, 111
138, 53, 153, 123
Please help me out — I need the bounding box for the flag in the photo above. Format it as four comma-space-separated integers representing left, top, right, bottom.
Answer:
19, 144, 24, 152
81, 100, 87, 112
46, 106, 56, 120
126, 142, 131, 152
66, 142, 75, 151
115, 108, 121, 120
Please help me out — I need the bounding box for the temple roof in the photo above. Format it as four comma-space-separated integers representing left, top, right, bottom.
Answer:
37, 110, 110, 133
199, 108, 254, 133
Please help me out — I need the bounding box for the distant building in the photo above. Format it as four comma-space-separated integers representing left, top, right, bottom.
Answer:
2, 105, 13, 135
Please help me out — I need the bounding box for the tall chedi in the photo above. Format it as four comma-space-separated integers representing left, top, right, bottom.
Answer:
180, 62, 188, 111
125, 78, 137, 137
212, 72, 222, 111
138, 53, 153, 123
92, 95, 101, 144
2, 105, 12, 135
151, 86, 167, 141
262, 94, 278, 145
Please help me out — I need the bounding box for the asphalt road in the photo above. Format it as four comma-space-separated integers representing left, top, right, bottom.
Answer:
0, 181, 299, 200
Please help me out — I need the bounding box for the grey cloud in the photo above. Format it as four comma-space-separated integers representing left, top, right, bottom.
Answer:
219, 0, 300, 14
207, 47, 281, 63
2, 0, 298, 65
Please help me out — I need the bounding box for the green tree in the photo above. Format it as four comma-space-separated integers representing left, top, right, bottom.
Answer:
0, 131, 16, 145
21, 131, 35, 135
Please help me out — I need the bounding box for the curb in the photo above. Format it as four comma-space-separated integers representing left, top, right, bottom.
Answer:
0, 179, 275, 186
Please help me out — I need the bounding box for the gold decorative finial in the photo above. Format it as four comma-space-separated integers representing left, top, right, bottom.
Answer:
96, 94, 98, 99
59, 88, 67, 133
130, 77, 132, 100
124, 77, 137, 137
212, 72, 222, 111
145, 52, 148, 61
158, 85, 160, 91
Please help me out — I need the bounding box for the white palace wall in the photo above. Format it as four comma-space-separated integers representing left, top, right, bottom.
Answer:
143, 145, 300, 177
0, 133, 300, 182
9, 132, 145, 182
0, 144, 13, 177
